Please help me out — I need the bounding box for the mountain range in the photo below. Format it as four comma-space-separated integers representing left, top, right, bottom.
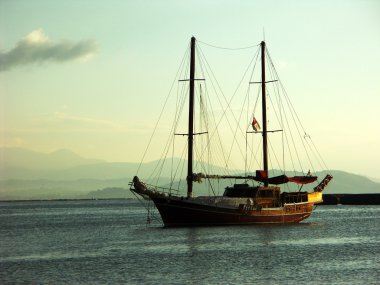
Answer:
0, 147, 379, 200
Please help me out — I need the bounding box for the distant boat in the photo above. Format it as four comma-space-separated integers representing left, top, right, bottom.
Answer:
131, 37, 333, 226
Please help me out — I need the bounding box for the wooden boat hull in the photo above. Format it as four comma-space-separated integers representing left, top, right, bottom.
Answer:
152, 196, 313, 227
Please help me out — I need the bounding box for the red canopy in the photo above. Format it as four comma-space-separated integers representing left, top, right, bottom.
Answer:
253, 171, 317, 185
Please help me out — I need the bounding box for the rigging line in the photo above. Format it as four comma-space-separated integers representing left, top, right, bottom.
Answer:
204, 89, 212, 178
303, 137, 320, 174
266, 48, 315, 174
245, 67, 254, 175
195, 89, 232, 178
151, 90, 186, 183
226, 83, 250, 169
196, 47, 233, 172
265, 56, 297, 174
171, 73, 190, 182
265, 52, 288, 132
169, 142, 188, 191
268, 138, 283, 174
131, 192, 162, 224
266, 85, 287, 172
175, 60, 190, 131
152, 59, 190, 181
197, 45, 260, 165
176, 146, 188, 193
252, 81, 261, 119
247, 88, 262, 171
267, 48, 310, 135
267, 65, 284, 172
198, 82, 214, 177
171, 134, 175, 187
282, 124, 297, 175
280, 100, 304, 174
277, 78, 315, 174
198, 84, 204, 171
247, 132, 256, 171
194, 50, 220, 168
197, 39, 260, 50
197, 43, 260, 175
171, 77, 183, 183
245, 47, 261, 124
222, 46, 261, 146
139, 44, 190, 176
246, 84, 263, 171
200, 84, 212, 178
308, 136, 329, 171
304, 135, 326, 173
270, 76, 304, 174
245, 87, 251, 174
266, 91, 283, 133
198, 84, 215, 180
171, 79, 186, 185
246, 50, 261, 125
245, 132, 248, 176
248, 138, 262, 172
268, 62, 286, 173
149, 83, 188, 181
150, 44, 191, 181
155, 83, 190, 182
246, 48, 261, 125
267, 53, 283, 123
207, 178, 217, 196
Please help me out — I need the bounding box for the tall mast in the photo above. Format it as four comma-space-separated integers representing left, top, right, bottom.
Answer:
187, 36, 196, 198
261, 41, 269, 187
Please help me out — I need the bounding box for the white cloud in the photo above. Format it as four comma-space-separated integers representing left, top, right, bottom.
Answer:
24, 29, 49, 44
54, 112, 120, 128
53, 112, 124, 131
0, 29, 98, 72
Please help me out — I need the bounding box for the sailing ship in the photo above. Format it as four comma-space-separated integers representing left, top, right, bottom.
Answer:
131, 37, 333, 226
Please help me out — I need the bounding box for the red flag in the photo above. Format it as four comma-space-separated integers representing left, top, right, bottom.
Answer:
252, 117, 260, 132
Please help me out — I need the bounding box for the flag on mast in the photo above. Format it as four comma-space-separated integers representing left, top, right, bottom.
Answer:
252, 117, 261, 132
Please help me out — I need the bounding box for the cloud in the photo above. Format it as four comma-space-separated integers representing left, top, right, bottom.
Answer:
0, 29, 98, 72
51, 112, 152, 134
53, 112, 124, 131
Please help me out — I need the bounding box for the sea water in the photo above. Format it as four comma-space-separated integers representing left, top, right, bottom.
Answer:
0, 200, 379, 284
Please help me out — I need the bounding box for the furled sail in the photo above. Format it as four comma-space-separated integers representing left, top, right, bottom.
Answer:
258, 174, 317, 185
252, 170, 317, 185
192, 170, 318, 185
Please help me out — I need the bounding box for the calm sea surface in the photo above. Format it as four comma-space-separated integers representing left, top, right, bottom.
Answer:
0, 200, 379, 284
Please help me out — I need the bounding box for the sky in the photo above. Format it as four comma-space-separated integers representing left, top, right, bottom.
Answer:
1, 0, 380, 178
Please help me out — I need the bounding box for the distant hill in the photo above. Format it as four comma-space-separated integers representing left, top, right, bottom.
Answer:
85, 187, 131, 199
326, 170, 380, 194
0, 147, 105, 179
0, 147, 379, 200
369, 176, 380, 183
0, 178, 131, 200
0, 148, 232, 180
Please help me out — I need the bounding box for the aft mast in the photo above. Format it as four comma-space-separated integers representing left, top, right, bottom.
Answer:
187, 37, 196, 198
261, 41, 269, 187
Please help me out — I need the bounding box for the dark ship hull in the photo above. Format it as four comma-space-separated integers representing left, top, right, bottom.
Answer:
130, 176, 323, 227
152, 196, 313, 227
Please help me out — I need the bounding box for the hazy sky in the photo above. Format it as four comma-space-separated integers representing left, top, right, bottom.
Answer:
1, 0, 380, 178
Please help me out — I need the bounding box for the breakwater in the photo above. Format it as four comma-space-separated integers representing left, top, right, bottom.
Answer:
321, 194, 380, 205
